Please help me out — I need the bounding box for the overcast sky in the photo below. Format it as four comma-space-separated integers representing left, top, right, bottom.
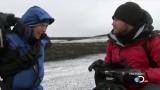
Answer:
0, 0, 160, 37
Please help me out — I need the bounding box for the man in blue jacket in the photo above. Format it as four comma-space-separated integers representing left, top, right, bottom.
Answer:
0, 6, 54, 90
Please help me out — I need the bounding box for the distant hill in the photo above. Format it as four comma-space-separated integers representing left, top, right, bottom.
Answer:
49, 34, 108, 41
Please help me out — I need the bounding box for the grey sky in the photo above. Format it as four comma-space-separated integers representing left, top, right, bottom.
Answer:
0, 0, 160, 37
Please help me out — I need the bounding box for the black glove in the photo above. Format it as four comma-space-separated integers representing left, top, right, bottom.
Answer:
88, 59, 107, 72
88, 59, 109, 86
88, 59, 131, 72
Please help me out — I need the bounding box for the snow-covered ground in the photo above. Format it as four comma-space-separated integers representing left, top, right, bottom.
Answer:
51, 35, 108, 43
42, 53, 106, 90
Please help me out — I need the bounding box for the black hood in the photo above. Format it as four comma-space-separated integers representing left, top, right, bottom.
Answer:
108, 10, 154, 47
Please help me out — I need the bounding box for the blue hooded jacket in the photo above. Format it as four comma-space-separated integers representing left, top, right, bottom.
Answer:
5, 6, 54, 90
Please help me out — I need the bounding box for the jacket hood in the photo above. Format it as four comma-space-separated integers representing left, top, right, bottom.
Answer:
21, 6, 54, 26
108, 10, 154, 47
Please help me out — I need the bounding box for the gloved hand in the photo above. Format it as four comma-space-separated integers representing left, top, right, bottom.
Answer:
88, 59, 131, 74
88, 59, 107, 72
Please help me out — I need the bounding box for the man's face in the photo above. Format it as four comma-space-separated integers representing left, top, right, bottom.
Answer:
112, 18, 133, 36
32, 23, 49, 39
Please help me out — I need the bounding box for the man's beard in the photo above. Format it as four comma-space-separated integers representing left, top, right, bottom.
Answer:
113, 28, 137, 45
113, 29, 131, 38
113, 27, 134, 38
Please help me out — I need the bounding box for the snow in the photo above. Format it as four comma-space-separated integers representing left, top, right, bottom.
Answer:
51, 36, 108, 43
42, 53, 106, 90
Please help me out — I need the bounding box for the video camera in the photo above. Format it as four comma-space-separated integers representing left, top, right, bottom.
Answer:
104, 69, 145, 84
89, 59, 147, 90
0, 12, 19, 47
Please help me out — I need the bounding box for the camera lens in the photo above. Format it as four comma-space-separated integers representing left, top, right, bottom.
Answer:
134, 75, 145, 83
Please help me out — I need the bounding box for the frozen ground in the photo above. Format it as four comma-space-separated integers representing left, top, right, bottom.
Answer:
51, 35, 108, 43
42, 53, 105, 90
